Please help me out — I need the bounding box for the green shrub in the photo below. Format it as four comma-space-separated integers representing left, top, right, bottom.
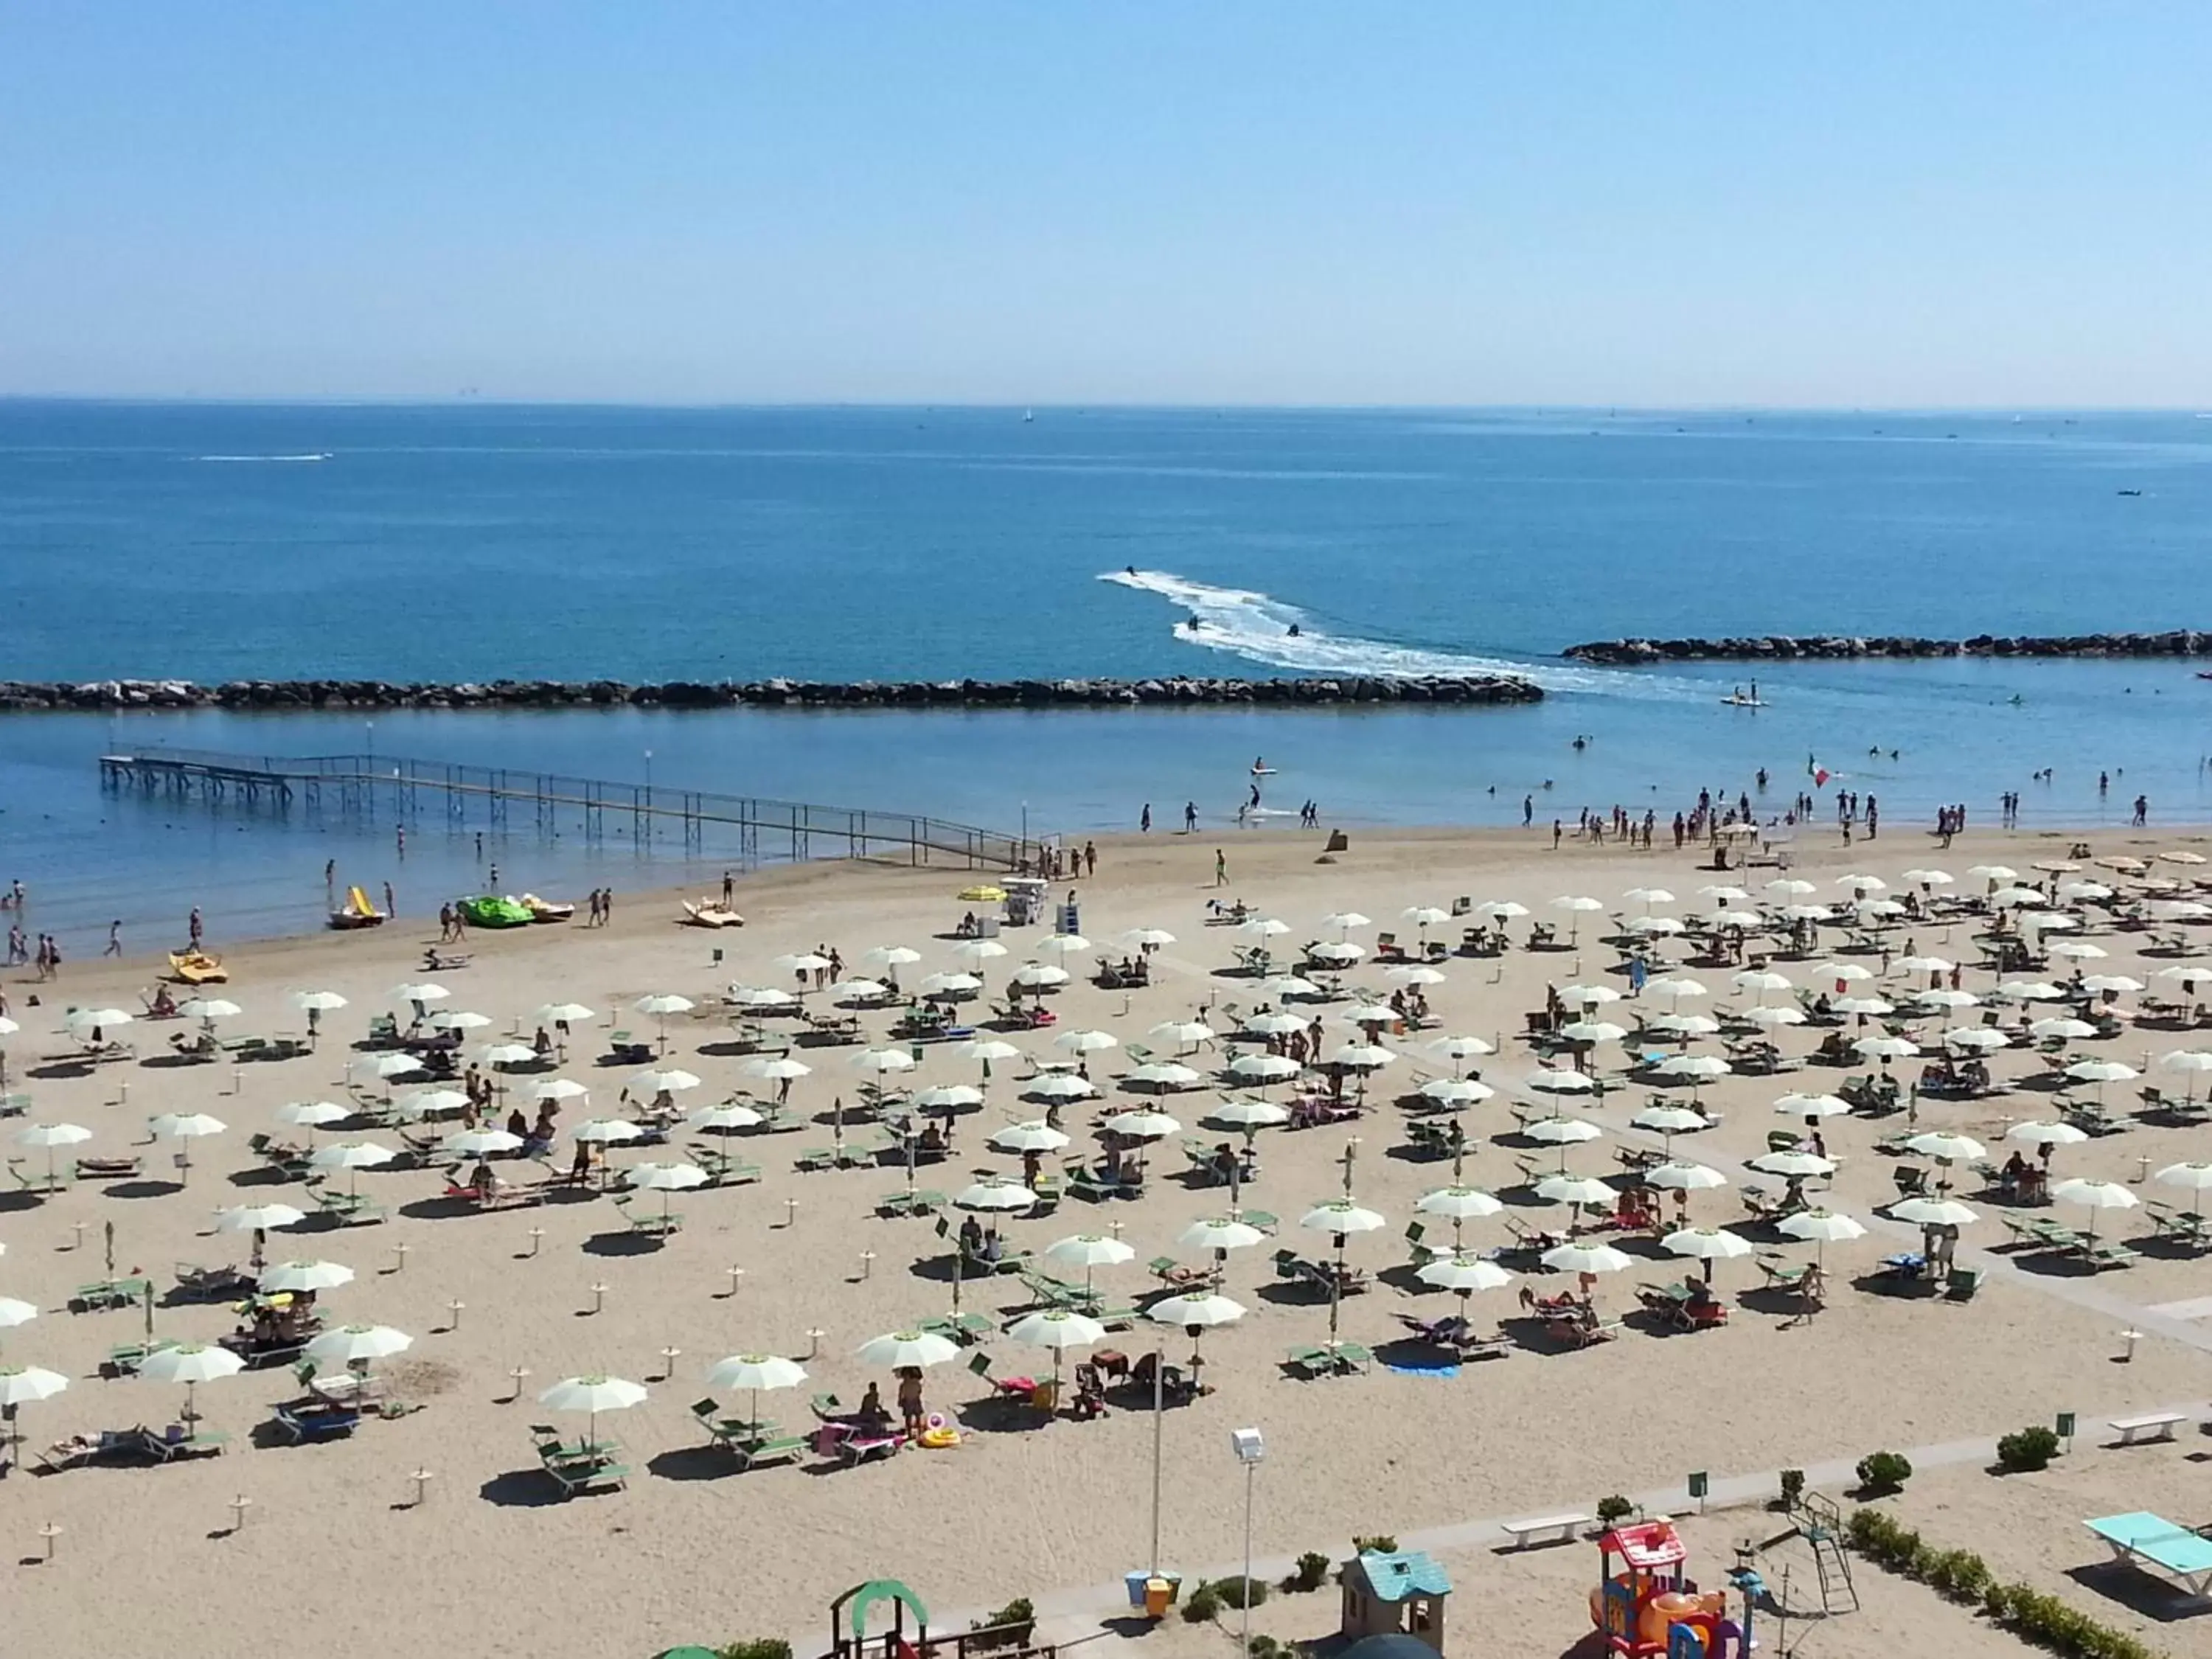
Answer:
715, 1642, 793, 1659
1248, 1638, 1284, 1659
1996, 1424, 2061, 1473
1596, 1495, 1635, 1526
1180, 1582, 1222, 1624
1352, 1534, 1398, 1555
1854, 1450, 1913, 1493
1211, 1576, 1268, 1611
967, 1599, 1034, 1650
1285, 1551, 1332, 1593
1778, 1468, 1806, 1509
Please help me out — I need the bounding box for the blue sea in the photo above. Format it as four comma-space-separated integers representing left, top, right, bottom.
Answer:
2, 400, 2209, 942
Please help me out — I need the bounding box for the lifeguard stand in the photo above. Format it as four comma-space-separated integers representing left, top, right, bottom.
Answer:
1338, 1549, 1450, 1653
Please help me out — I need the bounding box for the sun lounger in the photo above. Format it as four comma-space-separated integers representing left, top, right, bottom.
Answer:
915, 1311, 993, 1345
612, 1194, 682, 1237
310, 1190, 388, 1225
173, 1262, 254, 1300
274, 1400, 364, 1443
2084, 1512, 2212, 1599
73, 1155, 143, 1181
543, 1450, 630, 1497
139, 1423, 229, 1461
72, 1276, 153, 1312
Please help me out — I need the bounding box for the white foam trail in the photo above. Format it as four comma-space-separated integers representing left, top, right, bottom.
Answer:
196, 453, 332, 462
1096, 568, 1700, 700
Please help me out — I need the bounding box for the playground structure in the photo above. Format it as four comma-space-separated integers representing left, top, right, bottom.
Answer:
1590, 1520, 1747, 1658
815, 1579, 1064, 1659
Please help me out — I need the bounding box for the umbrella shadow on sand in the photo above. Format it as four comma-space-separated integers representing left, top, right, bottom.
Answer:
479, 1468, 577, 1508
646, 1445, 738, 1483
580, 1231, 667, 1258
100, 1179, 181, 1200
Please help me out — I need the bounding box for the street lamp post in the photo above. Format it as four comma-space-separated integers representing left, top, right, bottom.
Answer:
1230, 1427, 1265, 1659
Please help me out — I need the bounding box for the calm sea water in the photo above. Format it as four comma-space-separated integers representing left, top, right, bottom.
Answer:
1, 401, 2209, 943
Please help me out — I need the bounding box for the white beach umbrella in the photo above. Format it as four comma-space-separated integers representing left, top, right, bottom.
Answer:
1989, 886, 2045, 908
0, 1365, 67, 1408
1623, 887, 1677, 908
1663, 1228, 1753, 1268
1178, 1217, 1267, 1256
1733, 970, 1793, 999
1236, 917, 1292, 940
1027, 1073, 1098, 1102
1781, 905, 1835, 924
1540, 1241, 1635, 1276
1551, 895, 1604, 914
1307, 940, 1367, 966
1206, 1098, 1293, 1131
1105, 1110, 1183, 1142
688, 1102, 763, 1133
397, 1088, 471, 1120
950, 939, 1009, 967
571, 1119, 644, 1144
2065, 1059, 2138, 1088
730, 986, 801, 1009
1301, 1199, 1386, 1237
1632, 1106, 1713, 1141
389, 982, 450, 1007
152, 1112, 227, 1142
2152, 1163, 2212, 1217
1007, 1310, 1107, 1390
771, 953, 833, 978
828, 979, 888, 1004
2081, 975, 2143, 995
1416, 1185, 1503, 1222
1943, 1028, 2008, 1051
739, 1057, 809, 1086
1853, 1035, 1919, 1061
1402, 906, 1451, 931
1559, 1020, 1628, 1046
956, 1037, 1023, 1065
177, 997, 242, 1023
953, 1178, 1037, 1213
1326, 1043, 1395, 1071
913, 1085, 984, 1114
1385, 964, 1448, 988
1253, 975, 1324, 1001
1128, 1062, 1203, 1091
217, 1201, 306, 1234
1773, 1092, 1850, 1119
855, 1329, 960, 1370
0, 1298, 39, 1337
276, 1100, 350, 1130
1778, 1209, 1867, 1247
15, 1121, 91, 1185
1901, 870, 1955, 889
1891, 1196, 1980, 1228
1653, 1054, 1731, 1085
1119, 928, 1178, 950
1146, 1293, 1246, 1368
1710, 909, 1766, 931
2029, 1017, 2098, 1041
426, 1009, 491, 1032
1812, 963, 1874, 985
1906, 1132, 1986, 1164
705, 1352, 807, 1430
1745, 1006, 1808, 1030
633, 993, 695, 1018
1966, 863, 2017, 883
1228, 1053, 1301, 1083
2006, 1121, 2087, 1150
1034, 934, 1092, 962
1646, 976, 1709, 1003
1536, 1173, 1616, 1208
1835, 873, 1887, 894
63, 1008, 133, 1040
309, 1138, 394, 1196
850, 1048, 917, 1076
1831, 996, 1894, 1018
1895, 955, 1958, 977
353, 1053, 423, 1081
260, 1259, 355, 1295
633, 1067, 704, 1094
2152, 900, 2212, 922
2051, 1178, 2139, 1239
860, 945, 922, 972
1426, 1034, 1495, 1065
537, 1002, 596, 1025
1241, 1012, 1307, 1037
1764, 879, 1818, 899
290, 990, 349, 1015
1418, 1254, 1516, 1295
2162, 849, 2210, 866
445, 1127, 524, 1157
1915, 987, 1980, 1010
1321, 911, 1374, 934
1522, 1115, 1604, 1147
1698, 885, 1750, 903
2048, 941, 2108, 961
1475, 900, 1531, 922
1646, 1162, 1730, 1193
626, 1161, 709, 1221
1054, 1029, 1121, 1056
1749, 1150, 1836, 1179
1045, 1234, 1135, 1293
989, 1121, 1071, 1155
1418, 1077, 1494, 1107
140, 1341, 246, 1419
1150, 1019, 1215, 1048
2059, 880, 2114, 901
532, 1077, 591, 1104
1526, 1070, 1598, 1095
1649, 1014, 1722, 1038
1560, 984, 1621, 1007
1627, 916, 1686, 937
1011, 964, 1070, 990
538, 1373, 648, 1444
478, 1042, 539, 1068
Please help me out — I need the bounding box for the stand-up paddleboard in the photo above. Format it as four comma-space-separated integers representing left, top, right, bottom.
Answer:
1719, 695, 1767, 708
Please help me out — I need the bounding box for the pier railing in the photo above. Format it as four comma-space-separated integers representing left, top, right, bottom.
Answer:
98, 747, 1026, 870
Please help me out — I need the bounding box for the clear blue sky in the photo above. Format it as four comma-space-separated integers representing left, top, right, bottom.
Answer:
6, 3, 2208, 405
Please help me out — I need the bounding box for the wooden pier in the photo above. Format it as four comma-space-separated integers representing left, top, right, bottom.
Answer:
98, 748, 1026, 870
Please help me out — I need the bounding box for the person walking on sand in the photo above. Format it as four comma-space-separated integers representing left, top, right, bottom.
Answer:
104, 919, 122, 958
324, 858, 335, 892
722, 869, 734, 907
1214, 849, 1228, 887
188, 906, 204, 948
395, 823, 406, 857
1084, 841, 1096, 877
383, 880, 396, 919
1140, 803, 1152, 833
1183, 801, 1197, 833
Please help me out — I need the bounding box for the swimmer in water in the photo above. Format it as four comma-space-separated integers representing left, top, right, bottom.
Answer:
1287, 622, 1300, 637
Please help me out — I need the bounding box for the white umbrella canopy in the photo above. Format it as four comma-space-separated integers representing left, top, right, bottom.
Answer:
309, 1139, 394, 1194
1526, 1070, 1599, 1096
1206, 1098, 1293, 1130
1416, 1185, 1503, 1221
912, 1085, 984, 1112
1559, 1020, 1628, 1046
1008, 1309, 1107, 1359
1831, 997, 1894, 1018
955, 1037, 1024, 1066
0, 1297, 39, 1331
1749, 1150, 1837, 1179
538, 1373, 649, 1443
1906, 1132, 1986, 1164
1535, 1174, 1615, 1208
2053, 1178, 2139, 1214
2047, 941, 2108, 961
1652, 1054, 1731, 1083
626, 1161, 710, 1192
771, 953, 833, 977
1417, 1254, 1516, 1294
1812, 963, 1874, 985
1045, 1234, 1136, 1271
1697, 885, 1751, 903
536, 1002, 597, 1025
353, 1053, 424, 1081
1119, 928, 1178, 950
1709, 910, 1765, 931
178, 997, 243, 1022
2030, 1017, 2099, 1041
633, 993, 695, 1018
706, 1352, 807, 1394
1889, 1196, 1980, 1228
15, 1121, 93, 1187
1385, 964, 1448, 988
1026, 1074, 1099, 1102
688, 1103, 764, 1133
445, 1127, 525, 1157
1834, 873, 1888, 894
532, 1077, 591, 1103
1773, 1093, 1851, 1119
1764, 879, 1818, 899
1551, 895, 1604, 914
1425, 1034, 1496, 1063
397, 1088, 472, 1120
390, 982, 451, 1006
2154, 965, 2212, 990
64, 1008, 134, 1037
2080, 975, 2144, 995
1321, 911, 1374, 934
1178, 1217, 1267, 1254
1402, 906, 1452, 929
1011, 964, 1071, 990
2152, 900, 2212, 922
1150, 1020, 1215, 1047
1054, 1029, 1121, 1055
1778, 1209, 1868, 1245
1663, 1228, 1753, 1263
950, 939, 1009, 965
0, 1364, 68, 1407
1996, 981, 2068, 1003
2065, 1059, 2139, 1087
1540, 1242, 1635, 1276
1745, 1006, 1808, 1030
1417, 1078, 1494, 1107
2162, 849, 2211, 866
730, 986, 801, 1009
1307, 941, 1367, 966
2152, 1162, 2212, 1211
953, 1178, 1037, 1213
571, 1119, 645, 1144
1104, 1110, 1183, 1141
478, 1042, 540, 1068
274, 1106, 356, 1133
152, 1112, 228, 1141
1301, 1200, 1387, 1237
2006, 1121, 2088, 1149
1646, 975, 1710, 1001
1631, 1105, 1714, 1137
1148, 1293, 1248, 1333
1236, 917, 1293, 941
1914, 988, 1980, 1010
290, 990, 349, 1014
1228, 1053, 1301, 1083
1475, 900, 1531, 922
1127, 1063, 1203, 1091
1646, 1162, 1730, 1192
1522, 1116, 1604, 1146
426, 1009, 492, 1032
140, 1340, 246, 1419
258, 1259, 355, 1294
217, 1201, 307, 1234
849, 1048, 917, 1076
1780, 905, 1835, 924
1032, 933, 1091, 961
828, 979, 889, 1004
1733, 970, 1794, 997
917, 973, 982, 998
2058, 880, 2114, 901
1853, 1036, 1920, 1061
1326, 1043, 1395, 1071
1626, 916, 1686, 937
1242, 1012, 1308, 1037
1253, 975, 1325, 1000
1943, 1028, 2009, 1051
855, 1329, 961, 1369
1559, 987, 1622, 1012
1896, 955, 1959, 976
1623, 887, 1677, 908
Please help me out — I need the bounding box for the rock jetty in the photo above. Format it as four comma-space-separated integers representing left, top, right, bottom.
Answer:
0, 675, 1544, 712
1565, 631, 2212, 665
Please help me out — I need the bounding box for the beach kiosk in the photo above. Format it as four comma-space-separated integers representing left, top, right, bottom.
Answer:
1339, 1548, 1450, 1653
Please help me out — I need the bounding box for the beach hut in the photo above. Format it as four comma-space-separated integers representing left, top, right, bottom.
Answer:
1339, 1548, 1451, 1652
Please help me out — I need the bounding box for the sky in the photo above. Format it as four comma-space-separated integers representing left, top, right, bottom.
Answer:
4, 3, 2209, 406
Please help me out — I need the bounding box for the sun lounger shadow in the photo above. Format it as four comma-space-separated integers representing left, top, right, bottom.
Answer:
27, 1061, 96, 1081
581, 1230, 667, 1257
1736, 1284, 1813, 1318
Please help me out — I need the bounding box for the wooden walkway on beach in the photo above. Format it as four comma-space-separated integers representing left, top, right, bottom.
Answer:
97, 747, 1025, 870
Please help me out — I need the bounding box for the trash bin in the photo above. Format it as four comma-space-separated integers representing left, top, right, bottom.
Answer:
1145, 1575, 1180, 1617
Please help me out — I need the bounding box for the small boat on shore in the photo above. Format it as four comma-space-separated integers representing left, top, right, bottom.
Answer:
328, 885, 386, 930
1719, 694, 1767, 709
521, 893, 574, 924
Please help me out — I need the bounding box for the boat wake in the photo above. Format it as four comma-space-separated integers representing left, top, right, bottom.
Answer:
197, 453, 333, 463
1096, 569, 1699, 700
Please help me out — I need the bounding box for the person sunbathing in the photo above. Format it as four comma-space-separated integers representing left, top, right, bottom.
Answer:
145, 985, 178, 1018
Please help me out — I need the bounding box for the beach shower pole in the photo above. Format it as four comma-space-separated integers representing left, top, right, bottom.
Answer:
1147, 1332, 1165, 1577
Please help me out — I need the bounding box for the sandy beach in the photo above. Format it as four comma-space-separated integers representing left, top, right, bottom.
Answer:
5, 819, 2211, 1659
